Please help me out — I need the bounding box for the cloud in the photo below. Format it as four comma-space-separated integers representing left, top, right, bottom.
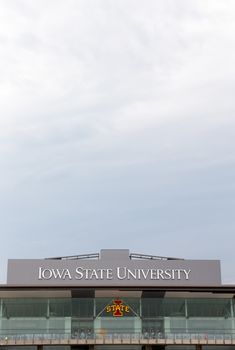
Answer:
0, 0, 235, 282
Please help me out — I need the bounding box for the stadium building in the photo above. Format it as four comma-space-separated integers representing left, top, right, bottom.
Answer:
1, 249, 235, 350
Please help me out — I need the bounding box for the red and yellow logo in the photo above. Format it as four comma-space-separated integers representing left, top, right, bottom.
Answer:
106, 299, 130, 317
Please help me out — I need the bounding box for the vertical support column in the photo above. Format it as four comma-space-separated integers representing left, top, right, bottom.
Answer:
93, 297, 96, 318
0, 298, 2, 317
93, 297, 96, 336
46, 298, 50, 334
0, 298, 3, 334
140, 298, 142, 337
185, 298, 188, 334
230, 298, 235, 339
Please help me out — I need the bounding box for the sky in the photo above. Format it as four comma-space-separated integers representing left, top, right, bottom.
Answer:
0, 0, 235, 284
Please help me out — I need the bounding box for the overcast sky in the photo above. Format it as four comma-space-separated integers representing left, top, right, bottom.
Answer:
0, 0, 235, 283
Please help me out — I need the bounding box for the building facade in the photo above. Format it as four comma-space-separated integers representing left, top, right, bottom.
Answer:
1, 249, 235, 350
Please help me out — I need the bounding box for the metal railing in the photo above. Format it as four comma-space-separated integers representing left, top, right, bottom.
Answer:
1, 331, 235, 345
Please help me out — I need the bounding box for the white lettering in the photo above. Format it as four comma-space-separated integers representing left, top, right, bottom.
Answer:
117, 267, 126, 279
98, 269, 105, 279
89, 269, 99, 279
42, 268, 52, 280
38, 268, 72, 280
62, 269, 72, 279
127, 269, 137, 279
164, 269, 172, 280
141, 269, 150, 279
176, 269, 181, 280
156, 269, 164, 279
75, 267, 84, 279
184, 269, 191, 280
51, 268, 72, 280
38, 267, 43, 280
106, 268, 113, 279
38, 265, 192, 282
150, 269, 157, 279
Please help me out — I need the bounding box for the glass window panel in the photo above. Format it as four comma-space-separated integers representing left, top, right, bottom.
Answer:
72, 298, 93, 317
2, 299, 47, 318
187, 299, 231, 318
142, 298, 185, 317
49, 299, 71, 317
1, 318, 48, 334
